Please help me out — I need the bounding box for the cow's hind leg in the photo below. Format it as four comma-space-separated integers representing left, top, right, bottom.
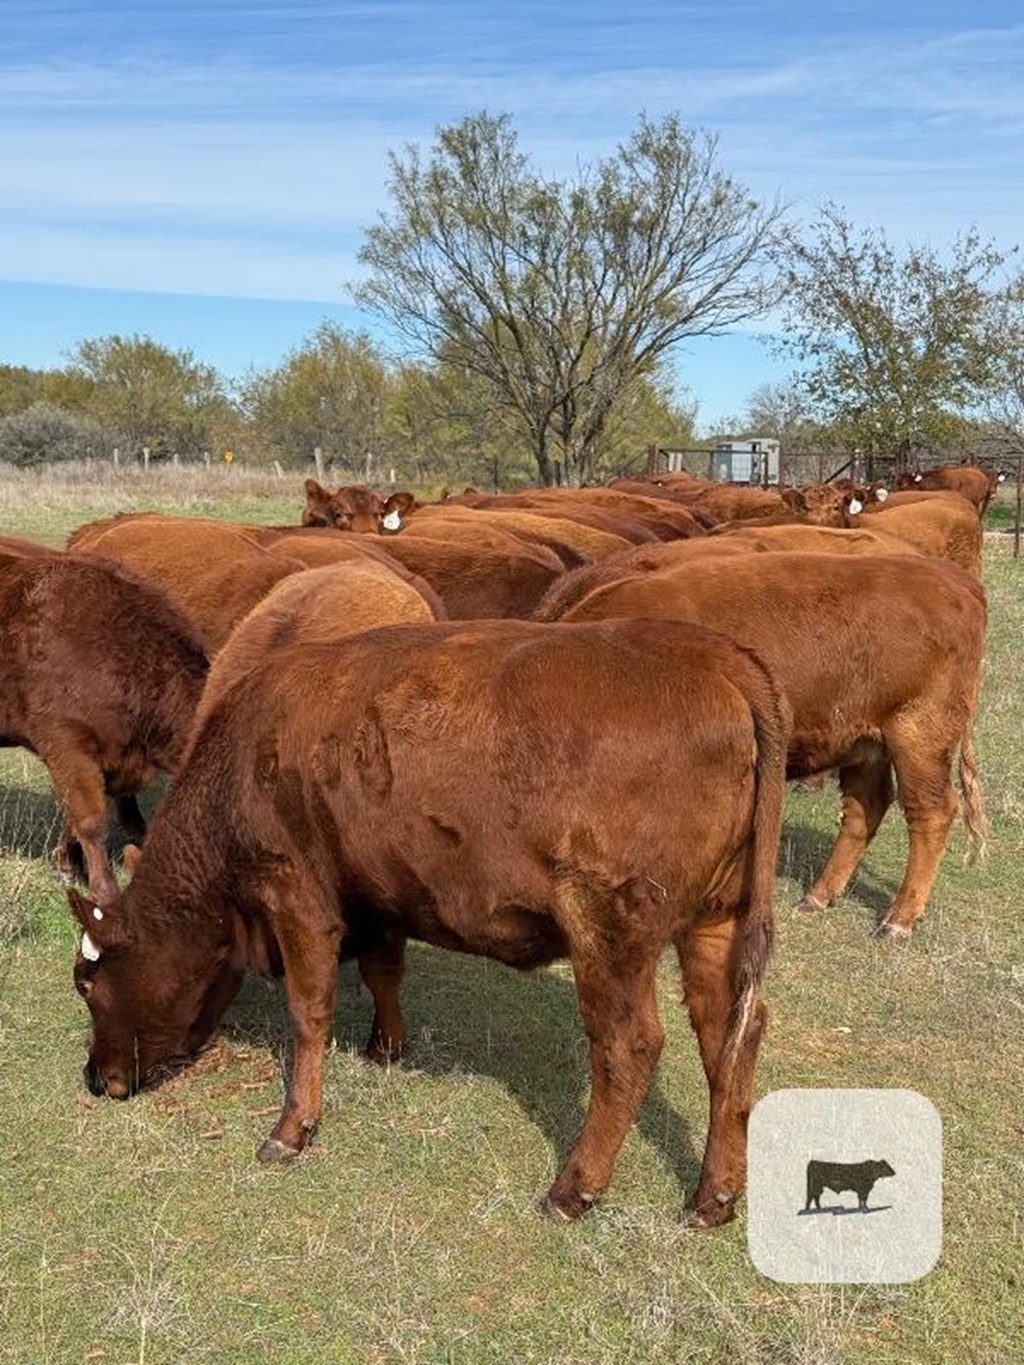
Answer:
358, 933, 407, 1064
257, 872, 343, 1163
799, 748, 894, 913
544, 943, 664, 1220
678, 915, 767, 1227
878, 724, 959, 937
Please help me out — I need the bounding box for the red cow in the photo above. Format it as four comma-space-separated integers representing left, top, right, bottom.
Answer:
70, 618, 789, 1226
560, 553, 987, 937
0, 548, 207, 900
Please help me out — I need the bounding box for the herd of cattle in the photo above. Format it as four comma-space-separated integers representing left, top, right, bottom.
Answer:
0, 460, 998, 1225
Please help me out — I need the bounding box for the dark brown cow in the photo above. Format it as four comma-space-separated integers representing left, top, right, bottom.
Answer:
0, 549, 207, 900
70, 618, 789, 1225
560, 553, 987, 937
302, 480, 417, 533
896, 465, 1001, 516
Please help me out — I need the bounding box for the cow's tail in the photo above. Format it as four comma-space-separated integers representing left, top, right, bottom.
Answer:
720, 648, 791, 1078
959, 728, 988, 866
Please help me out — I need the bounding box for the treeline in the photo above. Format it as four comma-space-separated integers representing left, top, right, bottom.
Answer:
3, 111, 1023, 486
0, 325, 696, 490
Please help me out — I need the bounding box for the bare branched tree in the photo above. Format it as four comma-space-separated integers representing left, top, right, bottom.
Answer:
357, 111, 783, 485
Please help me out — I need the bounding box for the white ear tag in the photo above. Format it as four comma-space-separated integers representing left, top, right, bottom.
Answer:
876, 488, 888, 501
849, 498, 863, 515
382, 511, 402, 531
92, 906, 104, 921
914, 473, 922, 482
81, 932, 101, 962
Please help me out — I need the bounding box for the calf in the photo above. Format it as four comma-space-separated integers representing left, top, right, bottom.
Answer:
302, 480, 417, 533
70, 619, 789, 1225
896, 465, 999, 516
0, 549, 207, 900
559, 553, 987, 936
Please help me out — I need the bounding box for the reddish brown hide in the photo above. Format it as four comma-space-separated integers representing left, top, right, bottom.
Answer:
302, 480, 417, 533
857, 490, 983, 575
0, 548, 207, 901
70, 618, 789, 1226
560, 553, 987, 937
896, 465, 1000, 515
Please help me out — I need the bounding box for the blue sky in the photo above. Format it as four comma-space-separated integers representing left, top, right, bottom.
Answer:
2, 1, 1021, 429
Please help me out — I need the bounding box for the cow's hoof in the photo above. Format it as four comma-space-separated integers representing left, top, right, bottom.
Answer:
539, 1188, 594, 1221
684, 1189, 737, 1228
257, 1137, 302, 1164
873, 920, 912, 940
365, 1042, 405, 1068
795, 895, 827, 915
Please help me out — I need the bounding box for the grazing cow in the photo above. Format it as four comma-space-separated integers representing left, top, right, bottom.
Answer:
0, 549, 207, 901
805, 1158, 895, 1211
532, 524, 923, 624
896, 465, 1000, 516
193, 559, 440, 733
356, 535, 566, 619
406, 504, 630, 563
468, 489, 709, 541
70, 619, 790, 1225
559, 553, 987, 936
69, 515, 307, 652
857, 490, 983, 575
302, 480, 417, 534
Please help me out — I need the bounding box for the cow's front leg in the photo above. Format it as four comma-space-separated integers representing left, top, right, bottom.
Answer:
258, 893, 342, 1163
544, 946, 663, 1220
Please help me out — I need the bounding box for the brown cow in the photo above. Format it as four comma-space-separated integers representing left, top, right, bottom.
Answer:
194, 559, 440, 733
357, 535, 565, 619
70, 618, 789, 1226
857, 490, 983, 575
896, 465, 1001, 516
0, 549, 207, 901
533, 523, 922, 624
302, 480, 417, 533
559, 553, 987, 937
690, 484, 858, 527
70, 515, 306, 653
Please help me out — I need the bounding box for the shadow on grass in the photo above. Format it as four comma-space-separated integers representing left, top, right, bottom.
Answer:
221, 943, 705, 1200
0, 773, 167, 863
781, 816, 899, 923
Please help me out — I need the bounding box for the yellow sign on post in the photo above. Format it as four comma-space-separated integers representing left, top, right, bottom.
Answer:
223, 450, 235, 465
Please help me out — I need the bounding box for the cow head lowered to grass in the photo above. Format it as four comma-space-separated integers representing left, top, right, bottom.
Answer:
302, 479, 417, 533
66, 618, 790, 1226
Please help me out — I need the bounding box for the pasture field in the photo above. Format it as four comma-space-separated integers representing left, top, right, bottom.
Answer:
0, 469, 1021, 1365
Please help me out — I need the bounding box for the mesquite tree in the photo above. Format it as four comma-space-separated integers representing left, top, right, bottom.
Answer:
357, 112, 782, 485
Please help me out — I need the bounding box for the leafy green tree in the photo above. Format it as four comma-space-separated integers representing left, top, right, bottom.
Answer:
774, 206, 1015, 465
239, 324, 391, 474
68, 334, 229, 460
357, 111, 782, 486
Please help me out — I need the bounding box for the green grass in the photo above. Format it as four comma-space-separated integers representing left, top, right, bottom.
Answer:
1, 476, 1022, 1363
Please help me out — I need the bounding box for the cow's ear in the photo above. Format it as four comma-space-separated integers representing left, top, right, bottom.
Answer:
67, 888, 130, 954
122, 843, 143, 878
384, 491, 417, 518
303, 479, 331, 524
781, 488, 807, 512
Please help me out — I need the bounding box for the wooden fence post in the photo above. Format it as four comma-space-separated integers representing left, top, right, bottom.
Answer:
1015, 453, 1022, 559
273, 460, 284, 479
313, 446, 324, 481
142, 447, 150, 473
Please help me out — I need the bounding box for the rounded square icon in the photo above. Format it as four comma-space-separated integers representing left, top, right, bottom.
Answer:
746, 1089, 941, 1284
